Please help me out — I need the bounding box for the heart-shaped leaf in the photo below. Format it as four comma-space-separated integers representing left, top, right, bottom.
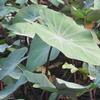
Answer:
36, 8, 100, 65
27, 35, 60, 71
37, 9, 100, 65
7, 8, 100, 65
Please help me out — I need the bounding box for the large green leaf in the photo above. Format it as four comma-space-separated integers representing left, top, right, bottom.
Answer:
0, 75, 27, 99
37, 8, 100, 65
7, 8, 100, 65
27, 35, 60, 71
0, 47, 27, 80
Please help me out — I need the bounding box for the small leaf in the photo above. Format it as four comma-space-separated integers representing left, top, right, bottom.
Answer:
62, 63, 78, 73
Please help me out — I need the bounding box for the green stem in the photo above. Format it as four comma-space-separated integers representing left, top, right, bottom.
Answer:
45, 46, 52, 76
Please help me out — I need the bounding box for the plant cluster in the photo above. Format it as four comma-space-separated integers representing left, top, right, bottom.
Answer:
0, 0, 100, 100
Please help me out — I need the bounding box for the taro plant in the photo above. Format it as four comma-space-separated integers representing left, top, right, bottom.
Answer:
0, 0, 100, 100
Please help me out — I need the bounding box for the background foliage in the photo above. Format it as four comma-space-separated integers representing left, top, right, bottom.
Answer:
0, 0, 100, 100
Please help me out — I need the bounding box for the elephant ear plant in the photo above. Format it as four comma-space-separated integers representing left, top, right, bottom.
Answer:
0, 0, 100, 100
